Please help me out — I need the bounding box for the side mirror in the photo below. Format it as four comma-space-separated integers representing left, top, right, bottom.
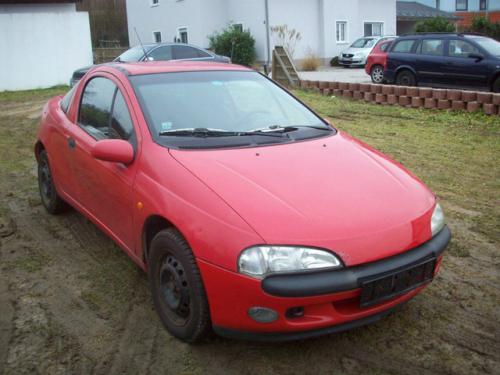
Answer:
468, 53, 484, 61
91, 139, 134, 165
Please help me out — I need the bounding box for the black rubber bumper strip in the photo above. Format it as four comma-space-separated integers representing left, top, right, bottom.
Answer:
213, 302, 406, 342
262, 225, 451, 298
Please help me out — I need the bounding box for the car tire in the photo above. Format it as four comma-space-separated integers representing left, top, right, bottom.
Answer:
371, 65, 385, 84
493, 76, 500, 93
37, 150, 69, 214
149, 228, 211, 343
396, 70, 417, 86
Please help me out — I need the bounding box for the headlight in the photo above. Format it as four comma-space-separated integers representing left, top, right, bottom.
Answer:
431, 203, 445, 237
238, 246, 342, 278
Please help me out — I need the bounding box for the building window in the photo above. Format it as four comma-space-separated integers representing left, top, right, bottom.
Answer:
151, 0, 159, 6
456, 0, 468, 11
233, 23, 243, 33
364, 22, 383, 37
153, 31, 162, 43
480, 0, 487, 10
178, 27, 188, 43
336, 21, 347, 43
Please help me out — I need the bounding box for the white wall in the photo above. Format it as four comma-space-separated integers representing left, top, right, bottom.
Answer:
125, 0, 397, 63
127, 0, 208, 47
0, 3, 93, 91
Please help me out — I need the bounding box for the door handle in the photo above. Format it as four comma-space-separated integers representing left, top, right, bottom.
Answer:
68, 138, 76, 149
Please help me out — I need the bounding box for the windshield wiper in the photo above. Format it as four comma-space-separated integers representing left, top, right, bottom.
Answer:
159, 128, 286, 138
255, 125, 333, 133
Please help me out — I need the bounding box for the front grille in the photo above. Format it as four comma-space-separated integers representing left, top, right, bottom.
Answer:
343, 54, 354, 58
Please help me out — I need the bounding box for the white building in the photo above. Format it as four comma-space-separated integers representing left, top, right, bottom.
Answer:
0, 0, 93, 91
126, 0, 397, 63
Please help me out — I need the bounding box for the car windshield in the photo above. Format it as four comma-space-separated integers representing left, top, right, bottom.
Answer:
130, 71, 333, 149
116, 46, 153, 62
469, 37, 500, 56
351, 38, 376, 48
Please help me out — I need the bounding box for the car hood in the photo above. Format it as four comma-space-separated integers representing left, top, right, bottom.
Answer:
170, 132, 436, 266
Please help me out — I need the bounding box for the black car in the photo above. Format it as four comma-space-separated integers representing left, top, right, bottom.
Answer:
70, 43, 231, 87
384, 33, 500, 92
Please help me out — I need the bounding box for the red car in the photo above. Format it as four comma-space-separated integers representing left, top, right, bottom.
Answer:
365, 38, 395, 84
36, 61, 450, 342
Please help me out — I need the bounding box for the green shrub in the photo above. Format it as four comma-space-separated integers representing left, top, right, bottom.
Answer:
208, 25, 257, 66
330, 56, 339, 67
468, 16, 500, 41
415, 17, 455, 33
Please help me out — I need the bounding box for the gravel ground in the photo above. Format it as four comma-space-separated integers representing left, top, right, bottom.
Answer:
299, 67, 371, 84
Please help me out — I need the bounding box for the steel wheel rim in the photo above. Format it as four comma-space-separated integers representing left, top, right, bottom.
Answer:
372, 67, 384, 83
159, 255, 191, 326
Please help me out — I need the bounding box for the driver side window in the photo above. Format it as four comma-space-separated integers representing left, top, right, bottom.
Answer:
79, 77, 135, 142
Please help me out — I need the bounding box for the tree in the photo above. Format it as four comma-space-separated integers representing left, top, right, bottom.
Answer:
270, 25, 302, 58
415, 17, 455, 33
209, 25, 257, 67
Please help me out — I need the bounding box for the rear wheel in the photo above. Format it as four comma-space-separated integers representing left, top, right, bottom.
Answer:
371, 65, 385, 84
492, 76, 500, 93
149, 228, 211, 343
396, 70, 417, 86
37, 150, 69, 214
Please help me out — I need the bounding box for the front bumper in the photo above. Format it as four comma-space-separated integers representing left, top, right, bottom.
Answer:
339, 58, 366, 67
199, 226, 450, 341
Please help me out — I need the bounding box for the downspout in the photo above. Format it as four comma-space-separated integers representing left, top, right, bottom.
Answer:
265, 0, 271, 69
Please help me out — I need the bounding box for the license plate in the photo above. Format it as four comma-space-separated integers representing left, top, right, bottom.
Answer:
360, 258, 436, 308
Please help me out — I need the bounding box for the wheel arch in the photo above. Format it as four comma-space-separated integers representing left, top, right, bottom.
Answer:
34, 140, 45, 161
141, 214, 187, 266
395, 65, 417, 76
488, 70, 500, 92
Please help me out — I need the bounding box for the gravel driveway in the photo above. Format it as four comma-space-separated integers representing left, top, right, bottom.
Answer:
299, 67, 371, 84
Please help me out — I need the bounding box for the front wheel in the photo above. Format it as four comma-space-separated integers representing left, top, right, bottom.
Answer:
396, 70, 417, 86
492, 76, 500, 93
149, 228, 211, 343
371, 65, 385, 84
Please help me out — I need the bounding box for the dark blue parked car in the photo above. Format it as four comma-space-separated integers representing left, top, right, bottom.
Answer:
384, 33, 500, 92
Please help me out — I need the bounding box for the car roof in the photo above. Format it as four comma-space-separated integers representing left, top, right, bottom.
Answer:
397, 32, 486, 39
100, 61, 251, 76
133, 42, 211, 50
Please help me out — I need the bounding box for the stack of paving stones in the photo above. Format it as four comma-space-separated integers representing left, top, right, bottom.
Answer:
299, 80, 500, 116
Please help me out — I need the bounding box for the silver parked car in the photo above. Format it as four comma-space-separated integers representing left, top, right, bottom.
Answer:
339, 36, 395, 67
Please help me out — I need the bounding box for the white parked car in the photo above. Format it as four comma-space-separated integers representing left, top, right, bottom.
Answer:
338, 36, 395, 67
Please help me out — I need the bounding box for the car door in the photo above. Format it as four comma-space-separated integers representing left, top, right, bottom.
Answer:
172, 45, 214, 61
415, 38, 448, 85
67, 74, 139, 251
444, 38, 490, 88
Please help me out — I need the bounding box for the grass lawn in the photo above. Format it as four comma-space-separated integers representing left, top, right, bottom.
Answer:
295, 89, 500, 247
0, 86, 498, 375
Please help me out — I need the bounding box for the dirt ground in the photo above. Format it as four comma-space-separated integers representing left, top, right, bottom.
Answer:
0, 88, 499, 375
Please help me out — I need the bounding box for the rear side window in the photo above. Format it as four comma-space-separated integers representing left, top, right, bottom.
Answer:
392, 39, 417, 53
79, 77, 116, 139
60, 85, 77, 114
380, 41, 392, 52
149, 46, 172, 61
419, 39, 445, 56
174, 45, 202, 59
448, 39, 480, 57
